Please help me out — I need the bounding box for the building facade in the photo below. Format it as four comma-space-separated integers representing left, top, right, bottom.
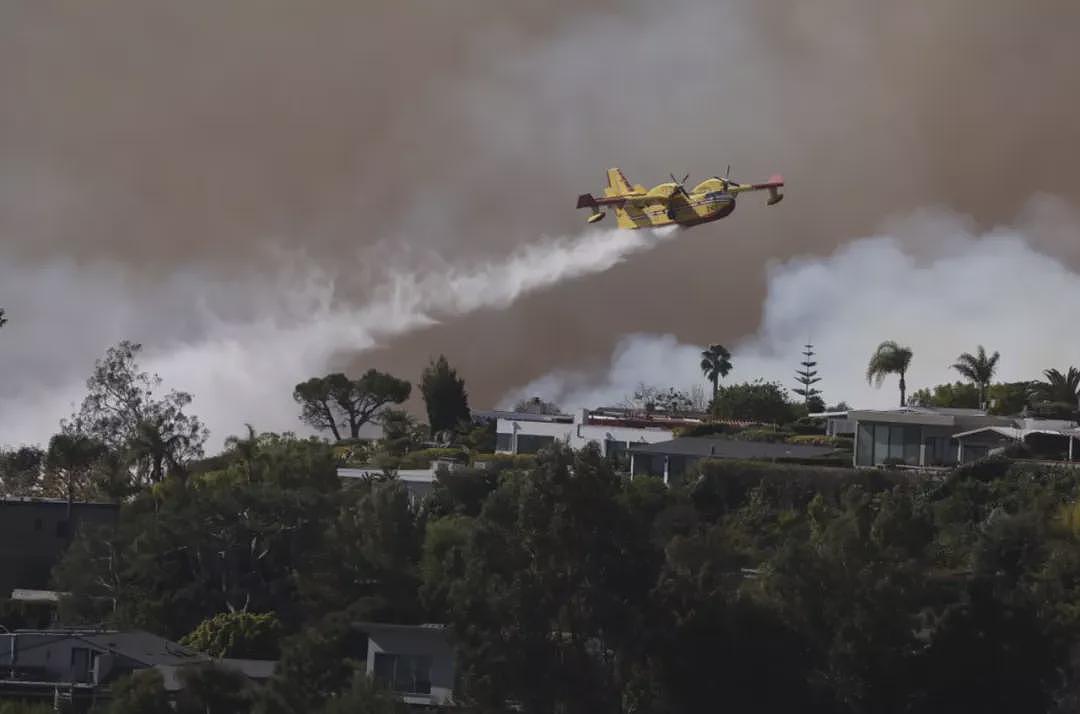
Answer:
490, 408, 706, 458
848, 407, 1079, 468
0, 498, 119, 598
358, 622, 456, 708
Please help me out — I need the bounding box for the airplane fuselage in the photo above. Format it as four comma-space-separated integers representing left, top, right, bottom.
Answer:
577, 168, 782, 229
613, 177, 735, 230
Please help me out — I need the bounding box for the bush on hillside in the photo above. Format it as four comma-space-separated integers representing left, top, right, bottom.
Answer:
736, 428, 791, 443
674, 422, 740, 438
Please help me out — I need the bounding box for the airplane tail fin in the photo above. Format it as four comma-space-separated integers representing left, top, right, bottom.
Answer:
605, 168, 634, 196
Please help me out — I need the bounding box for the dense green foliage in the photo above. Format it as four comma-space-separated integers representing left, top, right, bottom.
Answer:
420, 355, 471, 434
181, 611, 284, 659
0, 703, 52, 714
48, 434, 1080, 713
712, 379, 797, 424
909, 381, 981, 409
293, 371, 411, 442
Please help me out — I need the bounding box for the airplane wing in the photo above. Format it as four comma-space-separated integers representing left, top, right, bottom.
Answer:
576, 192, 659, 209
730, 174, 784, 205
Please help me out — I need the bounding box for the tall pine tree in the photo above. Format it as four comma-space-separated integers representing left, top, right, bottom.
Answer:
421, 355, 471, 435
793, 343, 822, 406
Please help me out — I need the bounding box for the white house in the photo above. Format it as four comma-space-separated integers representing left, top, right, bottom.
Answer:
488, 408, 706, 458
358, 622, 456, 708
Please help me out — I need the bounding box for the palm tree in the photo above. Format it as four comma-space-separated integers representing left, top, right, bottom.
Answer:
700, 344, 733, 401
1033, 367, 1080, 408
127, 417, 191, 485
951, 345, 1000, 408
224, 423, 262, 483
867, 340, 914, 407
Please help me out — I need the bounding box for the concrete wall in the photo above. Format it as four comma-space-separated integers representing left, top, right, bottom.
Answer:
496, 416, 675, 456
0, 500, 118, 596
365, 627, 455, 706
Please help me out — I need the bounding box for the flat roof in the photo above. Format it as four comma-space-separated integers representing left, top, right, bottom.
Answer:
477, 410, 574, 424
629, 437, 837, 460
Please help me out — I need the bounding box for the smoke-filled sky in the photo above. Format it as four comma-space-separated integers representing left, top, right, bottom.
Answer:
3, 1, 1080, 447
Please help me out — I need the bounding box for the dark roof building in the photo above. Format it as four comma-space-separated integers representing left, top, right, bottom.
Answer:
0, 498, 119, 598
0, 628, 274, 710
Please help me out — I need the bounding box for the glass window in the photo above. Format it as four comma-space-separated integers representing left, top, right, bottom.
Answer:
516, 435, 555, 455
495, 433, 513, 452
857, 423, 874, 466
873, 424, 890, 465
604, 439, 627, 458
903, 426, 921, 464
372, 653, 433, 695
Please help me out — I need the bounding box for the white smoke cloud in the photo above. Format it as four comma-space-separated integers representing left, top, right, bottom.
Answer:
502, 204, 1080, 411
0, 226, 673, 450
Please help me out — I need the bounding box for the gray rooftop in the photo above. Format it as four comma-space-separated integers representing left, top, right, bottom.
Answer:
628, 437, 837, 460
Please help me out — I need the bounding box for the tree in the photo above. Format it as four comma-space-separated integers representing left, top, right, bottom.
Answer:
181, 611, 283, 659
175, 663, 257, 714
908, 382, 980, 409
106, 669, 173, 714
44, 433, 107, 517
294, 371, 411, 441
867, 340, 914, 407
67, 341, 207, 484
445, 445, 654, 714
712, 380, 796, 424
793, 343, 822, 406
319, 676, 408, 714
699, 344, 733, 402
420, 355, 470, 435
53, 435, 340, 638
988, 382, 1034, 416
952, 346, 1000, 408
1033, 367, 1080, 408
0, 446, 44, 495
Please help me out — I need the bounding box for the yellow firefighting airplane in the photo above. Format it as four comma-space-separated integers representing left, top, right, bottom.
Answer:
576, 167, 784, 229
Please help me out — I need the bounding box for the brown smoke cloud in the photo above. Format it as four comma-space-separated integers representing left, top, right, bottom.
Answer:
3, 0, 1080, 433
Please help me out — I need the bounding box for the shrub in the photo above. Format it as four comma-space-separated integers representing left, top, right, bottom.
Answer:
789, 416, 826, 436
675, 422, 739, 438
951, 454, 1012, 482
397, 447, 467, 470
736, 428, 791, 443
786, 434, 843, 447
180, 611, 283, 659
471, 453, 537, 469
712, 380, 798, 425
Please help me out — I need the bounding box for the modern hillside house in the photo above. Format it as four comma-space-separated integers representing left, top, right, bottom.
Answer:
482, 407, 709, 458
848, 407, 1080, 468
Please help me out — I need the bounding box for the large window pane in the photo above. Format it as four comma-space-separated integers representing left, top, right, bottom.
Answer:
903, 426, 921, 464
495, 433, 513, 452
873, 424, 889, 465
516, 434, 555, 454
857, 424, 874, 466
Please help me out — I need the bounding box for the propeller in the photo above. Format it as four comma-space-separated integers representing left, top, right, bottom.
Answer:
667, 173, 690, 219
669, 173, 691, 197
723, 164, 741, 188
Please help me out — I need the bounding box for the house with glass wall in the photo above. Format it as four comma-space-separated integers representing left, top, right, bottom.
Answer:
849, 407, 1013, 468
